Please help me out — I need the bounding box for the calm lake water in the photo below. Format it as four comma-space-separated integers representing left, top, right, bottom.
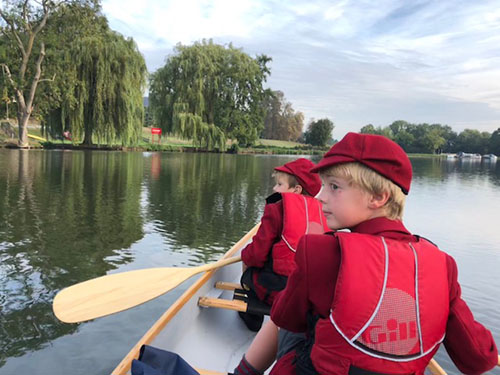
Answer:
0, 149, 499, 375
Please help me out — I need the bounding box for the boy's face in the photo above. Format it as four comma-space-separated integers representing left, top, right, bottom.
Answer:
316, 174, 374, 230
273, 174, 299, 194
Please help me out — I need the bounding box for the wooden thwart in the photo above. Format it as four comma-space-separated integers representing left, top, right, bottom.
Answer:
214, 281, 242, 291
198, 297, 248, 312
199, 286, 271, 316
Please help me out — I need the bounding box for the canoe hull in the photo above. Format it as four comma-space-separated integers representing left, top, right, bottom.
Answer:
112, 224, 260, 375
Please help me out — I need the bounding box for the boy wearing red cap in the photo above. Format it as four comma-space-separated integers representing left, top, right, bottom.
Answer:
232, 158, 328, 375
239, 158, 328, 332
269, 133, 498, 375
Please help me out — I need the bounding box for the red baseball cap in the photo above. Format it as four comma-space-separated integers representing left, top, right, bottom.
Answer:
311, 132, 412, 194
274, 158, 322, 196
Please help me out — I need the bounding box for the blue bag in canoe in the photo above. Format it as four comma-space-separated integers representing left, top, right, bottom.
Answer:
131, 345, 199, 375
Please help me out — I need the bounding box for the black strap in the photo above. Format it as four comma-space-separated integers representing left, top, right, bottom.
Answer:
266, 192, 282, 204
295, 313, 320, 375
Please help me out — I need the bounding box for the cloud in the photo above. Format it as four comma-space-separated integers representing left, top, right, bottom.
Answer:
102, 0, 500, 137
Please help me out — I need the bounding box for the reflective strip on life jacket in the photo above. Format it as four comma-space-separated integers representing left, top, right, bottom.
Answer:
280, 194, 328, 252
271, 194, 329, 276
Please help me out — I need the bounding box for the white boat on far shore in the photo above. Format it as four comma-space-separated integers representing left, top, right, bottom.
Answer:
457, 152, 482, 160
482, 154, 498, 161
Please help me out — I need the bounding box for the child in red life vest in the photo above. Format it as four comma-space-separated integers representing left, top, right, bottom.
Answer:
238, 158, 329, 332
268, 133, 498, 375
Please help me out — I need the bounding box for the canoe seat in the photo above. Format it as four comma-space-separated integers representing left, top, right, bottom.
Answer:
198, 283, 271, 316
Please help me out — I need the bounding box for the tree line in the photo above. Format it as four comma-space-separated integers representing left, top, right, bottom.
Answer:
360, 121, 500, 155
1, 0, 497, 153
0, 0, 313, 149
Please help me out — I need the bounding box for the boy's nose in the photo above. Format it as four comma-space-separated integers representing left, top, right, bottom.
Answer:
315, 185, 325, 201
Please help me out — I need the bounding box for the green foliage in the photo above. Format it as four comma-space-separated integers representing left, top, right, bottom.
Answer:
228, 143, 240, 154
359, 120, 498, 154
41, 4, 147, 145
144, 105, 154, 127
360, 124, 377, 134
261, 90, 304, 141
455, 129, 489, 154
150, 40, 271, 150
490, 128, 500, 155
304, 118, 334, 147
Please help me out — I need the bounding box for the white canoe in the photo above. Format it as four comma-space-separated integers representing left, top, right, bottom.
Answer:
111, 223, 499, 375
112, 223, 262, 375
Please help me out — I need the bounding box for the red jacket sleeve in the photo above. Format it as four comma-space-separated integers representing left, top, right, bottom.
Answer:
443, 255, 498, 375
241, 201, 282, 268
271, 234, 339, 332
271, 234, 311, 332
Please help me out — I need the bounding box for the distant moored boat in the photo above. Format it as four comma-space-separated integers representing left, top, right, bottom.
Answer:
482, 154, 498, 161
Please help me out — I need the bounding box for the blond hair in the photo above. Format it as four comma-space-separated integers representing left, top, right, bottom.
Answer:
320, 162, 406, 220
272, 170, 310, 196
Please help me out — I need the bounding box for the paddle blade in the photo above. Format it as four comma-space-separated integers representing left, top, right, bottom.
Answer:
53, 267, 193, 323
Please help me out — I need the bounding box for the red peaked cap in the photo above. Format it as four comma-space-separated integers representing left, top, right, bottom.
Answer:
310, 132, 412, 194
274, 158, 322, 196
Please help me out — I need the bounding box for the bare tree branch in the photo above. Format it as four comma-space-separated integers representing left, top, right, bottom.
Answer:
0, 9, 28, 58
39, 73, 56, 83
33, 5, 49, 36
26, 42, 46, 112
1, 63, 17, 88
23, 0, 31, 32
2, 62, 26, 116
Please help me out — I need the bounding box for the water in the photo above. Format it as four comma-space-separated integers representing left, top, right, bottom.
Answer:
0, 150, 499, 374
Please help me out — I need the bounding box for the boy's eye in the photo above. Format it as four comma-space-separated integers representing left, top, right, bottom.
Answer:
330, 183, 339, 191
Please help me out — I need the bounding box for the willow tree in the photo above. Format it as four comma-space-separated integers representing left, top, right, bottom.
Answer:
150, 40, 271, 150
43, 19, 147, 146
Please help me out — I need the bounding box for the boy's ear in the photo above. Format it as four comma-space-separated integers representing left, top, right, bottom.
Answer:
368, 191, 390, 209
293, 184, 304, 194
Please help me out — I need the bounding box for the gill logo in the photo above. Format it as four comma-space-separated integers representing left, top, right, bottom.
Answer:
357, 288, 419, 355
361, 320, 417, 344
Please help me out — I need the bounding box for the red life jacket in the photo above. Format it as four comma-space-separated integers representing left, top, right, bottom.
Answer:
272, 193, 329, 276
310, 232, 449, 375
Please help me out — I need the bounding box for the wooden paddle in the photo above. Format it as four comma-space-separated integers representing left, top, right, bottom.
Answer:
428, 358, 446, 375
53, 255, 243, 323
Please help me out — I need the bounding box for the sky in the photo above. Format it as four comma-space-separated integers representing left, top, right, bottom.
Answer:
101, 0, 500, 139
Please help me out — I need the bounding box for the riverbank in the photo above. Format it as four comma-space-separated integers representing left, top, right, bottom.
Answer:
0, 139, 328, 155
0, 122, 328, 155
1, 122, 447, 157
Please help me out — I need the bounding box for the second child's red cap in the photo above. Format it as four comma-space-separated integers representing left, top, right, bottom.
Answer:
274, 158, 322, 196
310, 132, 412, 194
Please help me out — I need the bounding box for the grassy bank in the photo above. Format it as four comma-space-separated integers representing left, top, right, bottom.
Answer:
1, 124, 326, 154
0, 123, 447, 157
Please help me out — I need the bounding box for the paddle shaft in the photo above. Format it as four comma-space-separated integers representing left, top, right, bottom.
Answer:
196, 255, 241, 273
428, 359, 446, 375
